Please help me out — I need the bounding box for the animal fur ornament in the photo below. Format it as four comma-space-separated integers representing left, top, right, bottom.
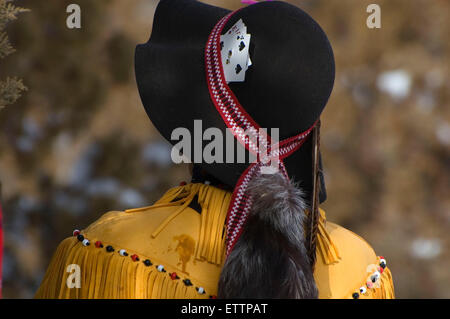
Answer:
218, 171, 318, 298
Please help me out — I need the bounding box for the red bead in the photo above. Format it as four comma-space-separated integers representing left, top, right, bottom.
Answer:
210, 295, 217, 299
73, 230, 80, 236
179, 181, 187, 186
95, 241, 103, 248
170, 272, 179, 280
131, 254, 139, 262
378, 266, 384, 273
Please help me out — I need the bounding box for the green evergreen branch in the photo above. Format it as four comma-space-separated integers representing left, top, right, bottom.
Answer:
0, 0, 29, 109
0, 76, 27, 109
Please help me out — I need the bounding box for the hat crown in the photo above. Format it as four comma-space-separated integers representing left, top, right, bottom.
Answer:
224, 1, 335, 137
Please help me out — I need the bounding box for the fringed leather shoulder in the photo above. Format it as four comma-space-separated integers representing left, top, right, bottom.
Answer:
35, 183, 230, 299
314, 211, 395, 299
35, 183, 394, 299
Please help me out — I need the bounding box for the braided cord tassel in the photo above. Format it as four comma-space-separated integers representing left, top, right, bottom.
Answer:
308, 120, 321, 270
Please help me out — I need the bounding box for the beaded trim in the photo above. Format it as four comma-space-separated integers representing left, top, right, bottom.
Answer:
72, 229, 388, 299
351, 256, 388, 299
72, 229, 216, 298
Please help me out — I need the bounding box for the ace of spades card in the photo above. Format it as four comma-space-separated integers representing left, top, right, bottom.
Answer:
220, 19, 252, 83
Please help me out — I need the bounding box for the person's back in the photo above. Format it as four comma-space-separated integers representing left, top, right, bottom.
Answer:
36, 182, 394, 299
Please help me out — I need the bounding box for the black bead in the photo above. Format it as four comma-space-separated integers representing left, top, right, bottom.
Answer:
352, 292, 359, 299
77, 234, 84, 242
380, 262, 386, 269
143, 259, 152, 267
106, 245, 114, 252
183, 279, 193, 286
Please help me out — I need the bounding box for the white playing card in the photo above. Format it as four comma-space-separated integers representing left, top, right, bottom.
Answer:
220, 32, 235, 81
220, 19, 252, 83
229, 33, 251, 82
227, 19, 245, 37
241, 34, 251, 70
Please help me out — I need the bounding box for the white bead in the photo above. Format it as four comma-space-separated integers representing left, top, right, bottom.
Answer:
197, 287, 205, 294
157, 265, 165, 272
82, 239, 90, 246
371, 271, 381, 283
119, 249, 127, 256
360, 286, 367, 294
204, 180, 211, 185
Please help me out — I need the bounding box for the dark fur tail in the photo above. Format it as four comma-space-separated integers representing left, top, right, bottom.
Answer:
218, 172, 318, 299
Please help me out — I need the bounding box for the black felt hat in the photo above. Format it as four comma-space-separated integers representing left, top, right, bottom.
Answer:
135, 0, 335, 203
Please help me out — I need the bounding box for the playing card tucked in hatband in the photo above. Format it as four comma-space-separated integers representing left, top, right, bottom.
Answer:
220, 19, 252, 83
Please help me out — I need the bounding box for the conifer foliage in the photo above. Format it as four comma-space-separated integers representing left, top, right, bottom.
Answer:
0, 0, 28, 109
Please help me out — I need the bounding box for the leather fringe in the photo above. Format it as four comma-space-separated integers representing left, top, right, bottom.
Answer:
34, 236, 207, 299
317, 208, 341, 265
353, 265, 395, 299
145, 183, 230, 266
35, 183, 393, 299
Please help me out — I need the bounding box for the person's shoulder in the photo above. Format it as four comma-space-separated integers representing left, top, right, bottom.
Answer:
36, 202, 220, 298
82, 203, 202, 259
326, 220, 378, 265
314, 217, 390, 299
